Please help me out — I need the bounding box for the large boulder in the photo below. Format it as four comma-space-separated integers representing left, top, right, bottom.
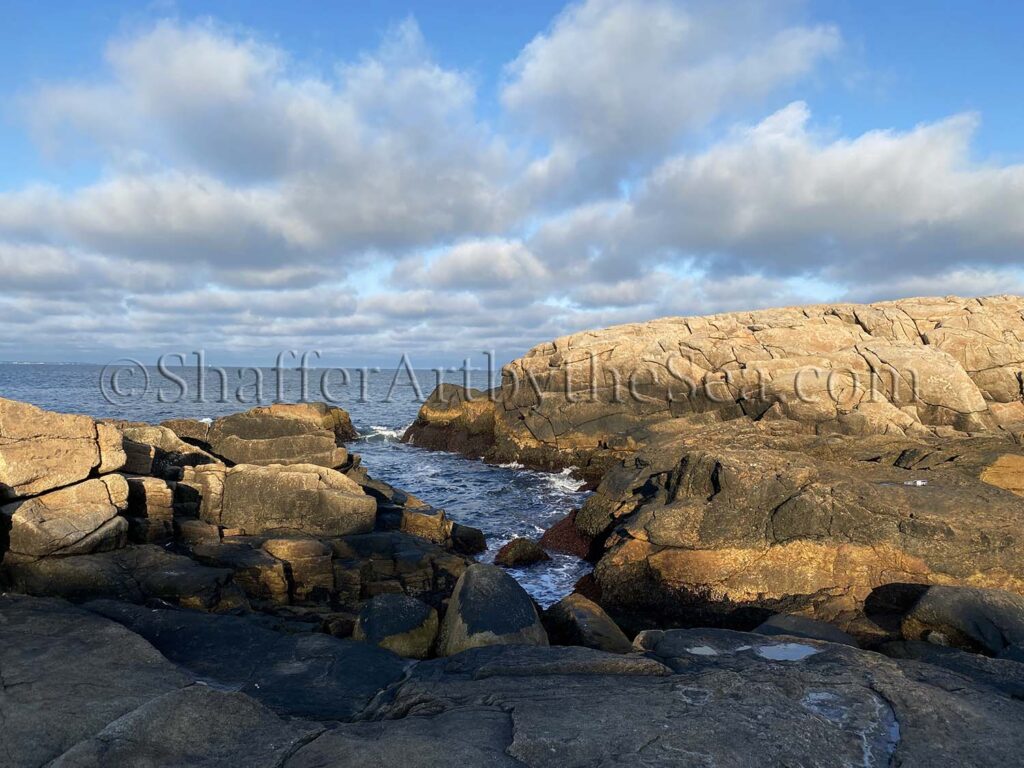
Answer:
898, 585, 1024, 655
177, 463, 376, 537
0, 398, 125, 499
1, 475, 129, 562
573, 418, 1024, 634
542, 593, 633, 653
437, 563, 548, 655
197, 403, 356, 469
405, 296, 1024, 476
353, 593, 439, 658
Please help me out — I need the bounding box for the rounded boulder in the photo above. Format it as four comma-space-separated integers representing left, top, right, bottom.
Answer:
438, 564, 548, 656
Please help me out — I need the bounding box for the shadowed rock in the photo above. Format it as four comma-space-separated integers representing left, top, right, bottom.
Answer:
50, 686, 322, 768
543, 593, 633, 653
353, 593, 439, 659
754, 614, 859, 647
0, 595, 191, 767
898, 585, 1024, 655
84, 600, 409, 721
3, 545, 242, 611
437, 563, 548, 655
494, 537, 550, 567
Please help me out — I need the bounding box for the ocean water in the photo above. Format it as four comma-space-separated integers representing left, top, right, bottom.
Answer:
0, 363, 591, 606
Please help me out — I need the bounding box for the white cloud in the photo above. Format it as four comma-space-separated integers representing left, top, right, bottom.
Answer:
623, 102, 1024, 278
2, 5, 1023, 364
503, 0, 839, 192
394, 239, 550, 291
16, 18, 514, 267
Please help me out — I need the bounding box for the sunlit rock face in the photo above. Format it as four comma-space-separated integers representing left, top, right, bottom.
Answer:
406, 295, 1024, 477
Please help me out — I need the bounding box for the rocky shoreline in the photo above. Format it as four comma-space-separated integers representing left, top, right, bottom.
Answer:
3, 294, 1024, 765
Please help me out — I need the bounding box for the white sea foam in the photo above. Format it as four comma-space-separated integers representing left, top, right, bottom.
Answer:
358, 424, 410, 442
543, 467, 586, 494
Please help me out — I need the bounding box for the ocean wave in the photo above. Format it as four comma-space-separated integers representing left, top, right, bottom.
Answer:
497, 461, 526, 470
543, 467, 586, 494
358, 424, 410, 442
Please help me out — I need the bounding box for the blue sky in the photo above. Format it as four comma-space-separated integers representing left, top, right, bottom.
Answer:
1, 0, 1023, 365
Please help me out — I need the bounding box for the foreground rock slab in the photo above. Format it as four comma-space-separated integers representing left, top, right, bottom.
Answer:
0, 595, 191, 768
50, 686, 322, 768
85, 600, 409, 720
310, 635, 1024, 768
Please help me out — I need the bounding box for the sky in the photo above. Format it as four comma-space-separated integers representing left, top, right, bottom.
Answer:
2, 0, 1023, 366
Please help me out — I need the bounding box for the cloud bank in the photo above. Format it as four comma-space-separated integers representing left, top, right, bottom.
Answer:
2, 1, 1023, 364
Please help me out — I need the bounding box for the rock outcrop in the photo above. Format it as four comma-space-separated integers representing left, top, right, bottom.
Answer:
407, 296, 1024, 635
165, 403, 358, 469
0, 397, 125, 499
176, 463, 377, 536
1, 397, 483, 635
406, 296, 1024, 476
580, 418, 1024, 634
6, 583, 1024, 766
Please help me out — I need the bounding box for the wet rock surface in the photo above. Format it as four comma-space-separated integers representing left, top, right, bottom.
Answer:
494, 536, 550, 567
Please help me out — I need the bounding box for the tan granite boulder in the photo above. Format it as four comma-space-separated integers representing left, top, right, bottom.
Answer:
177, 463, 376, 537
2, 475, 129, 562
0, 398, 126, 499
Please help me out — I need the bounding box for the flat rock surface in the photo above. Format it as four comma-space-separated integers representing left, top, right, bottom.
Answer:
84, 600, 409, 720
0, 595, 191, 768
332, 633, 1024, 767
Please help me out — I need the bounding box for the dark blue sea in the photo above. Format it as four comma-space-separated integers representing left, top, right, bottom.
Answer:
0, 362, 591, 606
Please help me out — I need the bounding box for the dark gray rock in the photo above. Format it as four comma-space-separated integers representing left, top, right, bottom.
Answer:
437, 563, 548, 656
353, 593, 438, 659
543, 593, 632, 653
494, 537, 550, 567
84, 600, 408, 720
754, 613, 859, 647
879, 640, 1024, 700
286, 708, 519, 768
327, 634, 1024, 767
900, 585, 1024, 655
0, 595, 190, 768
2, 545, 242, 611
50, 686, 322, 768
450, 522, 487, 555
